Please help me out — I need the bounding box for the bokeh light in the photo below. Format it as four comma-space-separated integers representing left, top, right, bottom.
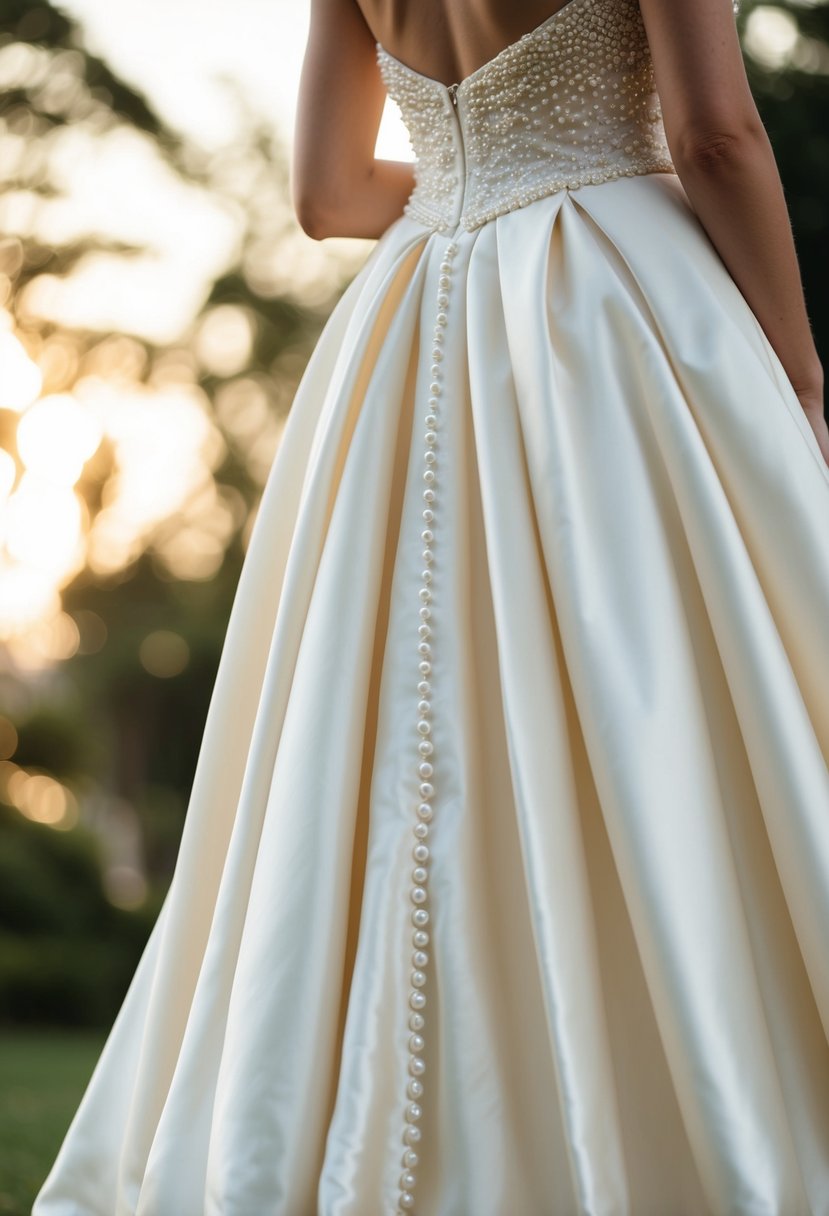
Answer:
0, 715, 19, 759
103, 863, 148, 910
0, 328, 42, 410
746, 5, 801, 66
4, 476, 85, 575
138, 629, 190, 678
0, 759, 79, 830
17, 392, 102, 483
744, 2, 829, 71
195, 304, 256, 378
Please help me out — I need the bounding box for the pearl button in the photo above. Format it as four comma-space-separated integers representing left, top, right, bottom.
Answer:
372, 3, 717, 1202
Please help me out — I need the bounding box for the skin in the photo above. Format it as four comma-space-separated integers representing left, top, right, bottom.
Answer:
292, 0, 828, 462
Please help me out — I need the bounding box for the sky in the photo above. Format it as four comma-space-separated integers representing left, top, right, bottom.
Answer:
58, 0, 412, 157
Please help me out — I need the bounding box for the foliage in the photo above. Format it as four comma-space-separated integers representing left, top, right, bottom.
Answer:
0, 1027, 106, 1215
0, 0, 344, 904
0, 804, 161, 1026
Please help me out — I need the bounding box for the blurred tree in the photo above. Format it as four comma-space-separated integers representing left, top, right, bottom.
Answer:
0, 0, 357, 918
0, 802, 161, 1025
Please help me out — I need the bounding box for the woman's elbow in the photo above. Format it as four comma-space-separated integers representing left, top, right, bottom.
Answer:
293, 158, 377, 239
291, 158, 347, 238
671, 113, 768, 173
292, 187, 336, 240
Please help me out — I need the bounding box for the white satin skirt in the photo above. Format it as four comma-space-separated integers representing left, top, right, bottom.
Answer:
33, 171, 829, 1216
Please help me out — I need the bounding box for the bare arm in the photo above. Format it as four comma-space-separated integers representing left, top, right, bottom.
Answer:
292, 0, 415, 240
639, 0, 827, 458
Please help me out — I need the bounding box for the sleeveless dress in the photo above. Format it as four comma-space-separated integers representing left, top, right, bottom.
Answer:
33, 0, 829, 1213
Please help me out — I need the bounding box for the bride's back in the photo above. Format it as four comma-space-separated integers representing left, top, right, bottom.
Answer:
352, 0, 576, 88
373, 0, 678, 232
292, 0, 754, 243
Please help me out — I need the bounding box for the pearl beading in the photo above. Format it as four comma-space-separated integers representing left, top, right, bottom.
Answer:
376, 0, 703, 232
394, 237, 458, 1215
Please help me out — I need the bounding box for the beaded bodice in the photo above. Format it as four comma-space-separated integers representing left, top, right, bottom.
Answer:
376, 0, 676, 232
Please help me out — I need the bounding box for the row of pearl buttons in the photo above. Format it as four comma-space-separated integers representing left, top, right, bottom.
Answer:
396, 237, 459, 1214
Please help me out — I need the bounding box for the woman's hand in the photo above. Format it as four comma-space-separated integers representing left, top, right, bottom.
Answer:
794, 378, 829, 468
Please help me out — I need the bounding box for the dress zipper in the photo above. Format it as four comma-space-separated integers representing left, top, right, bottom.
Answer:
445, 83, 465, 229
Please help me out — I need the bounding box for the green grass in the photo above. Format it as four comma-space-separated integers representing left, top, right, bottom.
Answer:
0, 1028, 107, 1216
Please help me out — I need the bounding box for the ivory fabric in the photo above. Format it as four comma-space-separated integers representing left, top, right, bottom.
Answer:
34, 2, 829, 1215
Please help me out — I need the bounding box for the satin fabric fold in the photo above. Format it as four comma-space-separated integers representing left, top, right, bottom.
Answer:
34, 172, 829, 1216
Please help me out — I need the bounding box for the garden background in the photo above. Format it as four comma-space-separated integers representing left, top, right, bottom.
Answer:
0, 1, 827, 1211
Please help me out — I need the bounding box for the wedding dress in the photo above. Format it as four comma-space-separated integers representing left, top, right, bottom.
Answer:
33, 0, 829, 1212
